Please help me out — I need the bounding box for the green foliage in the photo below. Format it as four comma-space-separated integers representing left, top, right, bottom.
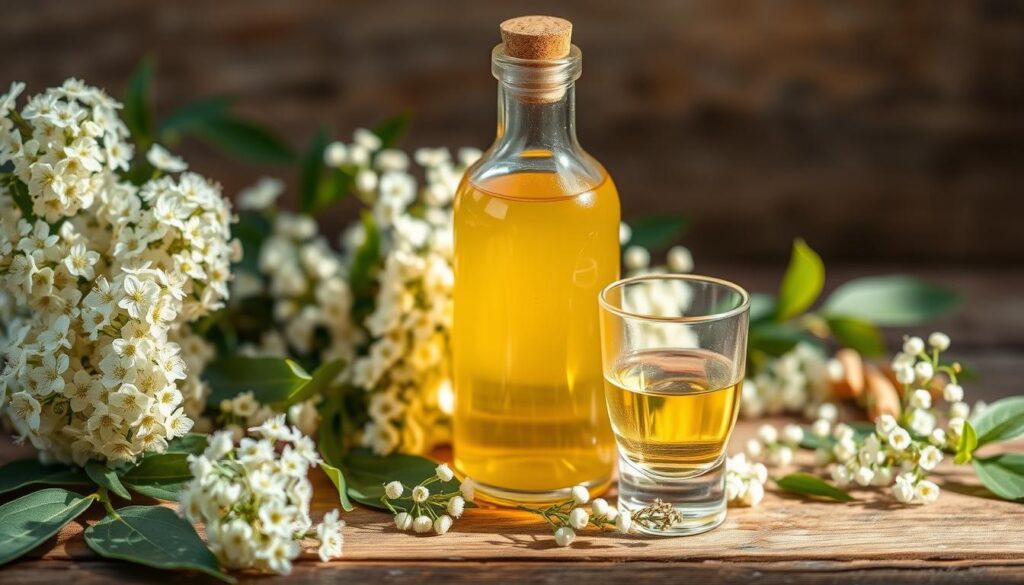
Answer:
119, 453, 193, 501
191, 116, 293, 164
955, 420, 978, 465
204, 356, 345, 409
970, 396, 1024, 448
320, 462, 355, 512
0, 459, 89, 495
625, 214, 689, 251
822, 275, 960, 326
775, 472, 854, 502
826, 316, 886, 356
348, 210, 382, 321
157, 95, 233, 136
0, 488, 94, 566
972, 454, 1024, 502
123, 57, 155, 146
776, 239, 824, 321
298, 127, 332, 214
342, 449, 463, 511
85, 462, 131, 500
372, 111, 412, 149
8, 178, 34, 221
85, 506, 234, 583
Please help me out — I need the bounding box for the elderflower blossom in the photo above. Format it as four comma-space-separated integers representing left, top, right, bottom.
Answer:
813, 333, 973, 504
725, 453, 769, 507
0, 79, 235, 465
741, 343, 831, 418
382, 463, 471, 536
742, 422, 805, 468
520, 483, 667, 546
179, 418, 343, 575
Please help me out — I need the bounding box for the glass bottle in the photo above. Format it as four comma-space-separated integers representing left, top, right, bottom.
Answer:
452, 17, 620, 505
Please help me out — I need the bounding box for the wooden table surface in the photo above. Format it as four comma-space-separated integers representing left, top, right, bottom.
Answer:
2, 266, 1023, 584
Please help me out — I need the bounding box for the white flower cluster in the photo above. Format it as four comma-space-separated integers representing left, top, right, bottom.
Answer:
216, 390, 320, 441
180, 417, 343, 575
382, 463, 470, 536
725, 453, 769, 507
741, 343, 832, 419
520, 483, 632, 547
814, 333, 972, 504
742, 421, 807, 468
0, 79, 235, 466
328, 132, 480, 455
622, 240, 693, 275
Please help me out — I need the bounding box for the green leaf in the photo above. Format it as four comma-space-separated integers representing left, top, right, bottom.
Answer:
776, 239, 824, 321
971, 396, 1024, 448
85, 506, 234, 583
0, 488, 94, 566
956, 420, 978, 465
318, 396, 347, 469
164, 433, 209, 456
320, 462, 354, 512
9, 179, 34, 221
826, 315, 886, 356
822, 275, 959, 326
157, 95, 233, 137
119, 453, 192, 501
204, 356, 311, 408
299, 127, 330, 214
348, 210, 382, 320
748, 322, 821, 357
123, 57, 155, 144
343, 449, 462, 510
775, 472, 854, 502
85, 462, 131, 500
372, 112, 412, 148
192, 117, 293, 164
625, 214, 689, 251
972, 454, 1024, 502
232, 210, 272, 274
288, 358, 346, 405
0, 459, 89, 495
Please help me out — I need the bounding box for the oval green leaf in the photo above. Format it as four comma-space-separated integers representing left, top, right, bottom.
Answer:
192, 116, 293, 164
320, 462, 354, 512
955, 420, 978, 465
776, 239, 824, 321
85, 462, 131, 500
775, 472, 854, 502
0, 459, 90, 495
204, 356, 311, 408
972, 454, 1024, 502
822, 275, 959, 326
85, 506, 234, 583
0, 488, 94, 566
826, 315, 887, 356
970, 396, 1024, 448
120, 453, 193, 501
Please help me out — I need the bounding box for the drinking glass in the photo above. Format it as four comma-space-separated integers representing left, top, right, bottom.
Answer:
598, 274, 749, 535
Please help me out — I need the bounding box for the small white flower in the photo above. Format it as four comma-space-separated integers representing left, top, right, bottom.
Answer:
769, 446, 794, 467
666, 245, 694, 273
146, 144, 188, 172
571, 485, 590, 505
433, 514, 453, 535
893, 475, 916, 503
412, 515, 433, 534
623, 245, 650, 271
394, 511, 413, 531
928, 332, 951, 351
894, 365, 915, 385
744, 438, 763, 459
943, 383, 964, 403
554, 526, 576, 547
615, 512, 632, 533
752, 462, 769, 484
914, 361, 934, 383
757, 424, 778, 445
591, 498, 610, 517
909, 389, 932, 410
742, 479, 765, 506
917, 445, 943, 471
782, 424, 804, 446
384, 481, 404, 500
875, 414, 898, 438
831, 464, 852, 487
568, 507, 589, 529
447, 496, 465, 518
949, 401, 970, 420
903, 336, 925, 355
435, 462, 454, 482
915, 480, 940, 503
947, 417, 965, 439
817, 403, 839, 423
618, 222, 632, 245
324, 141, 348, 167
888, 427, 912, 452
854, 466, 875, 487
725, 474, 746, 502
411, 485, 430, 503
834, 438, 857, 463
929, 428, 947, 447
811, 419, 832, 438
460, 478, 476, 503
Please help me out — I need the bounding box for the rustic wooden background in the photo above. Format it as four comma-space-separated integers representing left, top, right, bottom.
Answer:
2, 0, 1023, 264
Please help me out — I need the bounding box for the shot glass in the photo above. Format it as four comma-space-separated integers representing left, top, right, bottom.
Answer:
598, 274, 749, 535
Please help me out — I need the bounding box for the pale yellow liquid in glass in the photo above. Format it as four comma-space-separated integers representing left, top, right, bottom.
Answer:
452, 170, 619, 499
605, 349, 741, 476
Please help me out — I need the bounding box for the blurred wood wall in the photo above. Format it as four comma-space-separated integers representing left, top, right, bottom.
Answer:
3, 0, 1022, 264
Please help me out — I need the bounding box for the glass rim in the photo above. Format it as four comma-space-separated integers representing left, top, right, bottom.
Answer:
598, 273, 751, 324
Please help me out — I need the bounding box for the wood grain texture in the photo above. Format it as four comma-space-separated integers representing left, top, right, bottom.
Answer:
1, 0, 1022, 264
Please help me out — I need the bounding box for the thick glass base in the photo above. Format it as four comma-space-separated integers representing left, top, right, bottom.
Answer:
616, 453, 726, 536
471, 475, 613, 508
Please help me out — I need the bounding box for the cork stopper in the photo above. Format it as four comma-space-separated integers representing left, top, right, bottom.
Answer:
500, 16, 572, 60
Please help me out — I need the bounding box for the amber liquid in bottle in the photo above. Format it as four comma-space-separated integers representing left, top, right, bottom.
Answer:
452, 20, 620, 505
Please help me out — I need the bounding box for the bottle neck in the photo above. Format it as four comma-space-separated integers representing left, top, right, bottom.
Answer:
496, 82, 578, 153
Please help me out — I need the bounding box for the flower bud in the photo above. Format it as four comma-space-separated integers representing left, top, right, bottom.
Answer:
554, 526, 576, 547
384, 481, 404, 500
